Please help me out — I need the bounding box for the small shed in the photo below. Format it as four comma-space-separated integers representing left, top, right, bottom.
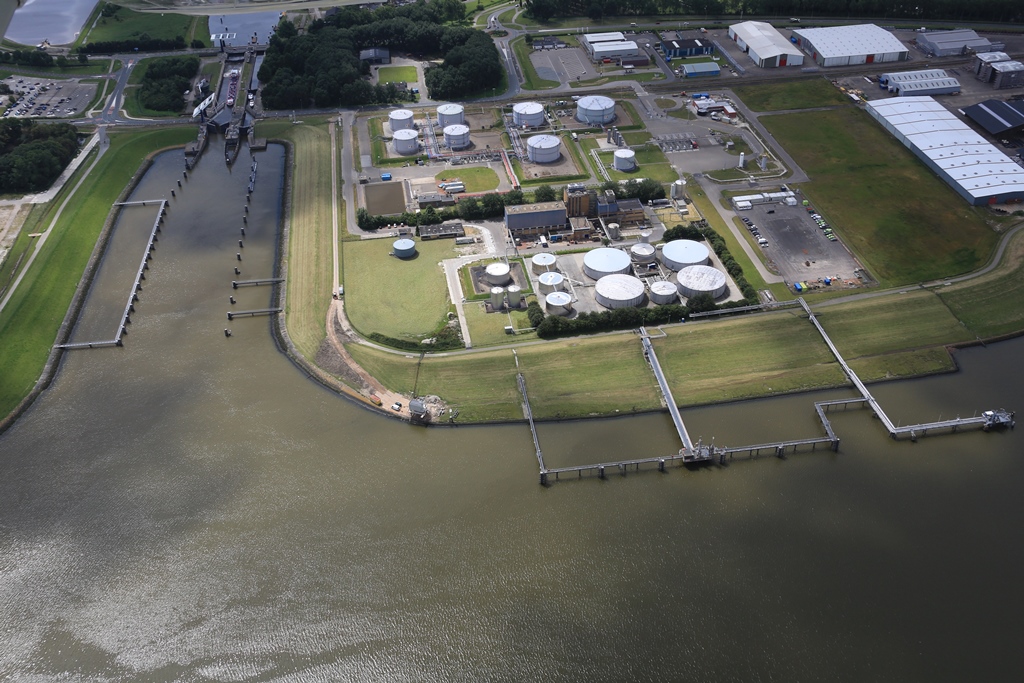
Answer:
683, 62, 721, 78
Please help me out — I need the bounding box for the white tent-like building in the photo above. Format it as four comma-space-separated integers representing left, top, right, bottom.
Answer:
727, 21, 804, 68
793, 24, 909, 67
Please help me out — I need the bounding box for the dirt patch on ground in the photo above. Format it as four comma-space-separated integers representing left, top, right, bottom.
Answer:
363, 181, 407, 216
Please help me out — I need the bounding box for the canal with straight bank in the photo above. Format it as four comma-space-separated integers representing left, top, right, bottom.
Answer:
0, 146, 1022, 680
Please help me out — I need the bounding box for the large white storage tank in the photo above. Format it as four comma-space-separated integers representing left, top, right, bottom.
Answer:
436, 103, 465, 127
389, 108, 414, 131
545, 291, 573, 316
583, 247, 631, 279
526, 135, 561, 163
393, 238, 417, 259
630, 242, 656, 263
649, 280, 679, 305
443, 124, 471, 150
531, 252, 557, 274
393, 128, 419, 155
537, 271, 565, 294
595, 274, 646, 309
484, 262, 512, 285
507, 284, 524, 308
512, 101, 545, 127
576, 95, 616, 125
660, 240, 710, 271
613, 149, 636, 171
677, 265, 727, 299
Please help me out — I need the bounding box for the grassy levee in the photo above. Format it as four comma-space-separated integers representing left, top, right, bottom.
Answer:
343, 238, 453, 341
260, 118, 335, 360
940, 228, 1024, 339
762, 108, 998, 286
77, 4, 207, 48
0, 127, 195, 418
463, 302, 538, 346
733, 79, 850, 112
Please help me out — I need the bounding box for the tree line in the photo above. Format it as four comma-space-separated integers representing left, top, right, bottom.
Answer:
138, 56, 198, 114
0, 50, 54, 68
0, 120, 80, 194
78, 35, 200, 55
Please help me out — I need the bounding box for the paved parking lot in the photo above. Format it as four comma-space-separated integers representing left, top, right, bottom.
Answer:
3, 76, 96, 119
738, 201, 861, 285
529, 47, 596, 84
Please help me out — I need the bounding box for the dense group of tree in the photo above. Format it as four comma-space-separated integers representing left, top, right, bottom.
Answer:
259, 0, 500, 108
137, 56, 198, 113
0, 120, 80, 194
526, 0, 1021, 22
0, 50, 54, 68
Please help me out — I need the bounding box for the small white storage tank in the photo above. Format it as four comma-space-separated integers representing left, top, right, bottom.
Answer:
512, 101, 545, 127
443, 124, 471, 150
606, 222, 621, 240
639, 231, 651, 244
613, 149, 637, 171
660, 239, 710, 271
507, 284, 524, 307
526, 135, 561, 163
393, 238, 417, 259
537, 271, 565, 294
436, 103, 465, 127
583, 247, 631, 279
595, 274, 646, 309
671, 179, 686, 200
677, 265, 727, 299
576, 95, 616, 125
484, 262, 512, 285
630, 242, 656, 263
393, 128, 419, 155
650, 280, 679, 305
545, 291, 573, 316
490, 287, 505, 309
389, 108, 415, 131
531, 252, 557, 274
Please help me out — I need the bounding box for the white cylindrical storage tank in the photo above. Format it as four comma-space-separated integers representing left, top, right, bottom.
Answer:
630, 242, 656, 264
436, 103, 464, 127
392, 238, 417, 259
639, 231, 651, 244
660, 239, 710, 271
576, 95, 616, 125
512, 101, 545, 127
393, 128, 419, 155
490, 287, 505, 309
526, 135, 561, 163
545, 291, 573, 316
507, 284, 524, 308
389, 108, 414, 131
583, 247, 631, 279
443, 124, 471, 150
531, 252, 557, 274
649, 280, 679, 305
484, 262, 512, 285
537, 271, 565, 294
613, 149, 636, 171
671, 179, 686, 200
677, 265, 727, 299
595, 274, 646, 309
606, 222, 621, 240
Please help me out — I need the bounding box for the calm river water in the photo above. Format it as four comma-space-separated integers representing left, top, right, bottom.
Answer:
1, 147, 1023, 681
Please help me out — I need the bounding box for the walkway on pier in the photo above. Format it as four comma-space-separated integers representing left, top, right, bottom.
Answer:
513, 350, 547, 483
639, 327, 695, 454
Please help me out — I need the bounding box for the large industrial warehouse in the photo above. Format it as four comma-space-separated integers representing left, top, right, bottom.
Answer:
963, 100, 1024, 137
915, 29, 1002, 57
879, 69, 961, 97
581, 32, 625, 55
727, 21, 803, 68
866, 96, 1024, 205
793, 24, 909, 67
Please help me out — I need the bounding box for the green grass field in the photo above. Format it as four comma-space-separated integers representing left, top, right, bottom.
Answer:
940, 230, 1024, 339
377, 65, 418, 84
512, 37, 558, 90
0, 127, 196, 419
733, 79, 851, 112
569, 72, 664, 88
762, 108, 999, 285
78, 3, 207, 48
435, 166, 500, 192
463, 300, 538, 347
343, 238, 455, 341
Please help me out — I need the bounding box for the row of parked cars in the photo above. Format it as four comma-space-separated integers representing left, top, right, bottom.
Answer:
740, 215, 769, 247
807, 208, 838, 242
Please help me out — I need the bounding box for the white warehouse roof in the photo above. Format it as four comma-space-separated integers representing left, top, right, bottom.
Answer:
794, 24, 906, 59
729, 21, 803, 61
591, 40, 639, 55
582, 32, 625, 45
866, 96, 1024, 203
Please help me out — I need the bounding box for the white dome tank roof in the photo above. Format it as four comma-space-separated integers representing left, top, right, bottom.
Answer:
545, 291, 572, 306
537, 271, 565, 293
389, 109, 414, 130
595, 274, 646, 309
630, 243, 656, 263
677, 265, 727, 299
393, 238, 416, 258
613, 148, 637, 171
531, 252, 557, 273
393, 128, 419, 140
660, 240, 710, 271
527, 135, 560, 150
484, 262, 512, 285
614, 149, 635, 160
649, 280, 679, 305
583, 247, 632, 279
578, 95, 615, 110
437, 103, 463, 115
513, 102, 544, 115
443, 124, 470, 136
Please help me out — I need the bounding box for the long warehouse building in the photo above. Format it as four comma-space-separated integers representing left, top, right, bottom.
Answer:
865, 96, 1024, 205
581, 32, 625, 56
727, 21, 803, 67
793, 24, 909, 67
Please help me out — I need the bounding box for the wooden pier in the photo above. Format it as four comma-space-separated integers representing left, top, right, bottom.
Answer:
232, 277, 283, 289
226, 307, 281, 320
513, 351, 549, 483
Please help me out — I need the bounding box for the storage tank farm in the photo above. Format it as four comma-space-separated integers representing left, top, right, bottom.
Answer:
677, 265, 728, 299
531, 252, 557, 274
613, 149, 637, 171
388, 108, 415, 131
595, 274, 646, 309
576, 95, 616, 125
512, 102, 545, 127
583, 247, 631, 279
660, 240, 710, 271
392, 128, 419, 155
392, 238, 417, 259
436, 103, 465, 127
526, 135, 561, 163
443, 124, 471, 150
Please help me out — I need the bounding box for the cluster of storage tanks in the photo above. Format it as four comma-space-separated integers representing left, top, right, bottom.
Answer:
529, 253, 573, 316
437, 103, 471, 150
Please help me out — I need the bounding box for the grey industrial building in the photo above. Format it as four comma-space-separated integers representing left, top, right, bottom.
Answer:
504, 201, 568, 237
793, 24, 909, 67
915, 29, 1003, 57
991, 61, 1024, 89
963, 100, 1024, 137
972, 52, 1011, 76
879, 70, 961, 96
661, 38, 714, 59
